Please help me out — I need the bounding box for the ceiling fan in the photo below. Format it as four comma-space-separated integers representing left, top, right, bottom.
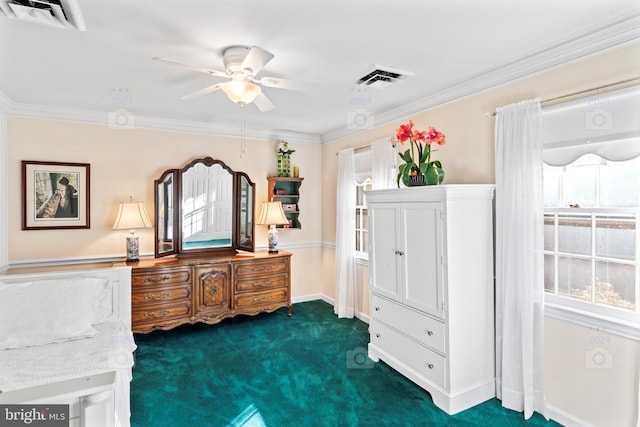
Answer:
153, 45, 302, 112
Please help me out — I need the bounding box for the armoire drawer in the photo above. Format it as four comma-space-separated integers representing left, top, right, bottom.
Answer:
370, 320, 446, 389
371, 294, 445, 355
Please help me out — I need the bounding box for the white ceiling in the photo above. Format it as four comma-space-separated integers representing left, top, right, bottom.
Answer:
0, 0, 639, 143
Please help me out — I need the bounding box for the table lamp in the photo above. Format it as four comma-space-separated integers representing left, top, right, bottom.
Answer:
113, 197, 152, 262
256, 201, 289, 253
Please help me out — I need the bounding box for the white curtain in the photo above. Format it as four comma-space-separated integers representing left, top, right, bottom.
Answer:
371, 138, 396, 189
335, 149, 356, 318
494, 99, 546, 419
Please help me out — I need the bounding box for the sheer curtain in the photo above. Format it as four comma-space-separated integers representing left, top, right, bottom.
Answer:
494, 99, 546, 419
335, 149, 356, 318
371, 138, 395, 189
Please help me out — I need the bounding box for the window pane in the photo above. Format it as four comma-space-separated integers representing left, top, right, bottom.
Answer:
356, 210, 361, 229
596, 216, 635, 260
362, 208, 368, 230
595, 261, 635, 310
544, 255, 555, 293
355, 231, 361, 251
356, 186, 365, 205
362, 231, 368, 254
558, 215, 591, 255
600, 159, 640, 208
544, 167, 560, 207
558, 256, 591, 301
562, 163, 596, 207
544, 214, 555, 251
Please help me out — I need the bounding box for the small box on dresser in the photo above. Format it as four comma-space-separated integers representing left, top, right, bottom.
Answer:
366, 185, 495, 415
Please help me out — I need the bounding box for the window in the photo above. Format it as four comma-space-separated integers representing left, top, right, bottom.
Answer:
543, 154, 640, 324
355, 178, 372, 260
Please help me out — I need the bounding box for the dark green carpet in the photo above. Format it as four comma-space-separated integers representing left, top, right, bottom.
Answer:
130, 300, 560, 427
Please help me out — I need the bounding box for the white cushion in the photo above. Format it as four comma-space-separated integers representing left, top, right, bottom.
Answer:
0, 277, 105, 350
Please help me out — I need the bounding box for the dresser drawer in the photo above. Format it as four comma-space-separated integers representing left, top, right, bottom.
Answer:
370, 320, 446, 388
132, 302, 191, 325
132, 284, 191, 305
132, 268, 191, 287
234, 289, 288, 309
234, 258, 288, 277
371, 294, 445, 354
235, 273, 288, 293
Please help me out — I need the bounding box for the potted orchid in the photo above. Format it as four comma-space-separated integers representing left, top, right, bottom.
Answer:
396, 120, 446, 187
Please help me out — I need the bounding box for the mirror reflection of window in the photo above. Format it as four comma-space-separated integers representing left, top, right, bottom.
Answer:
182, 163, 233, 249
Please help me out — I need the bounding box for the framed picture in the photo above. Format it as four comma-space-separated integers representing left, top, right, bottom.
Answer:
22, 161, 90, 230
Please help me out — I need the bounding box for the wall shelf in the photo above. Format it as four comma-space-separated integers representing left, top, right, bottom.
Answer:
267, 176, 304, 229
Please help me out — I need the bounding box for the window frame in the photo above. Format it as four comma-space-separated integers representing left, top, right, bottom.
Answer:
542, 156, 640, 339
355, 178, 372, 261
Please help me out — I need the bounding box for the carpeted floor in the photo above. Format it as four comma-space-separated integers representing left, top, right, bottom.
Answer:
130, 300, 560, 426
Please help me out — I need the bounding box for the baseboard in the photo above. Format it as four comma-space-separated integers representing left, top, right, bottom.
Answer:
291, 293, 370, 323
545, 403, 594, 427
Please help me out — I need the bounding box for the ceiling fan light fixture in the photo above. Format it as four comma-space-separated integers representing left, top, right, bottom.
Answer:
222, 80, 261, 105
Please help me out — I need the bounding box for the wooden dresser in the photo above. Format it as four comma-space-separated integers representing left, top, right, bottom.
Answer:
116, 251, 292, 333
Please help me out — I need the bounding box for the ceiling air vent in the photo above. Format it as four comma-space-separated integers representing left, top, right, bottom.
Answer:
0, 0, 86, 31
355, 64, 414, 90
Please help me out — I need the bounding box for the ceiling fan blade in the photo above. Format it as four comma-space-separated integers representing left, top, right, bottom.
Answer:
240, 47, 274, 75
253, 92, 274, 112
181, 83, 224, 100
153, 57, 228, 78
257, 76, 315, 92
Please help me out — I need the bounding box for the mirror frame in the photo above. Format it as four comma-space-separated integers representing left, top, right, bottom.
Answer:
154, 156, 256, 258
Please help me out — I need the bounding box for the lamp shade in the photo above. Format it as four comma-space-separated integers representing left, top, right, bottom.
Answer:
256, 201, 289, 226
221, 79, 262, 105
113, 200, 152, 231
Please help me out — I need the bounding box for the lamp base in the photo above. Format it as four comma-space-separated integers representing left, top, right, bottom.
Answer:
125, 235, 140, 263
267, 227, 279, 254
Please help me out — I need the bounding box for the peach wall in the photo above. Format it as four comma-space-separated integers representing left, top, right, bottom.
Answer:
7, 118, 323, 297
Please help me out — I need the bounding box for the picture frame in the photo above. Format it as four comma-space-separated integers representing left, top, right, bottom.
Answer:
22, 161, 90, 230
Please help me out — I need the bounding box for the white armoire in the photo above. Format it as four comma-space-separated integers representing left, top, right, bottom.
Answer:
367, 184, 495, 415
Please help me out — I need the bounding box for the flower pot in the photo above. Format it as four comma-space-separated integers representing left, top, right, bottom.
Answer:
408, 175, 426, 187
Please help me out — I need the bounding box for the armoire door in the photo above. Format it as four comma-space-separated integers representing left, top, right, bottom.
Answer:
400, 202, 444, 319
369, 203, 401, 301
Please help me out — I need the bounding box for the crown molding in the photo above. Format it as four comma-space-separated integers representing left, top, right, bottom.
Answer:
1, 95, 323, 145
321, 11, 640, 143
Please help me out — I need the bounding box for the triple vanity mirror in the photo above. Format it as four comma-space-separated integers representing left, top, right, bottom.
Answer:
154, 157, 255, 258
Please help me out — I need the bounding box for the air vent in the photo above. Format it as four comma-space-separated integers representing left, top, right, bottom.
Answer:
0, 0, 86, 31
355, 64, 414, 89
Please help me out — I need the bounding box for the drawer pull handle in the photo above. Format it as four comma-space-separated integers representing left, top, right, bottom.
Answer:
374, 306, 380, 311
253, 295, 272, 302
253, 265, 272, 272
145, 292, 169, 300
253, 280, 271, 287
426, 330, 434, 336
427, 363, 434, 370
144, 275, 170, 283
144, 310, 169, 318
375, 333, 381, 338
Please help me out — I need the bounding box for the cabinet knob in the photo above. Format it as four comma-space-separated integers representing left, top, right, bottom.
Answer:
375, 333, 381, 338
426, 330, 434, 336
395, 250, 405, 256
374, 306, 380, 311
427, 363, 434, 370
